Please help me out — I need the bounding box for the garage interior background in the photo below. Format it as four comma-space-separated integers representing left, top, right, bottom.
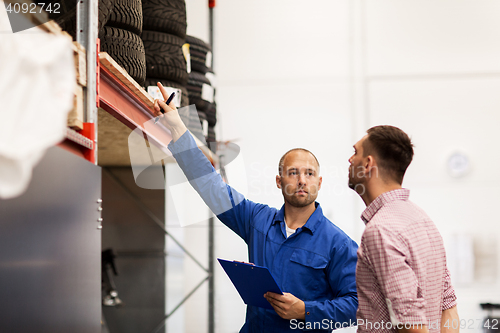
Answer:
1, 0, 499, 332
176, 1, 500, 332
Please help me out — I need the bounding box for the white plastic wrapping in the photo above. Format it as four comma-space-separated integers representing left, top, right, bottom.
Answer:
0, 12, 76, 198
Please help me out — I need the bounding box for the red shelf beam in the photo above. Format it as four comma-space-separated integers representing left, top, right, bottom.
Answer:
98, 64, 173, 156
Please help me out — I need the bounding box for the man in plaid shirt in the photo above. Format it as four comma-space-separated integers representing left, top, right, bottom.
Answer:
348, 125, 459, 333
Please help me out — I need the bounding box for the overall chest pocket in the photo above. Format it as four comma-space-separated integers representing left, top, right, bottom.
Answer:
290, 249, 328, 269
286, 249, 328, 298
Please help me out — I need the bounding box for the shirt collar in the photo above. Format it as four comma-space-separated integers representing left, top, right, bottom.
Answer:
361, 188, 410, 224
273, 202, 323, 234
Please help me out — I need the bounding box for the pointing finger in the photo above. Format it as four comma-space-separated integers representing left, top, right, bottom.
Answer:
157, 82, 170, 101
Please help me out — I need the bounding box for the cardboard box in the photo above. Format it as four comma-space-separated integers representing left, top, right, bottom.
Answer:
73, 42, 87, 87
67, 84, 84, 130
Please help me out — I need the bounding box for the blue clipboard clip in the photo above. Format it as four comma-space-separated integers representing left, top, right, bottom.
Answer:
217, 258, 283, 310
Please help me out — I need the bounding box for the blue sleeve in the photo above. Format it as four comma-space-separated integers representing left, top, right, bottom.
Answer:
168, 131, 258, 242
304, 239, 359, 329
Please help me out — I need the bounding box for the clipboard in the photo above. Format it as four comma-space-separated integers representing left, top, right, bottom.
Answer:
217, 258, 283, 310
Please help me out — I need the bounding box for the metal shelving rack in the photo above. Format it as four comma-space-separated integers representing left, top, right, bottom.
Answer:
70, 0, 218, 332
66, 0, 214, 165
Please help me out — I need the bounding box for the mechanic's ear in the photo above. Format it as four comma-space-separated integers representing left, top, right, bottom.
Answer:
276, 175, 281, 189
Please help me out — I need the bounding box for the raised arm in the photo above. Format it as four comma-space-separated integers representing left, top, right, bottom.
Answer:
153, 83, 260, 241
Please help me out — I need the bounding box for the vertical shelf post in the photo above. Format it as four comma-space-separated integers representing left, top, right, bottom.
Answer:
77, 0, 99, 164
208, 1, 216, 333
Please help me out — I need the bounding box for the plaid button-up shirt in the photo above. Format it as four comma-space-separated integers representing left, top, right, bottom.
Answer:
356, 189, 457, 333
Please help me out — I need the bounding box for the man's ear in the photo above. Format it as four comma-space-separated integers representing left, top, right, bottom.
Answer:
276, 175, 281, 189
365, 156, 378, 178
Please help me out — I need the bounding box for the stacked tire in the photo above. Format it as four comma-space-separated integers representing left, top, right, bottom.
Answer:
48, 0, 147, 86
205, 102, 217, 153
141, 0, 190, 127
186, 35, 217, 151
47, 0, 115, 40
100, 0, 146, 86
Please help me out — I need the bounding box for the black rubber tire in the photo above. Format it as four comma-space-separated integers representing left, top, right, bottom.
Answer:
197, 111, 207, 125
142, 30, 188, 85
99, 26, 146, 86
48, 0, 114, 40
143, 78, 189, 107
47, 0, 77, 35
99, 0, 115, 31
142, 0, 187, 38
186, 35, 211, 52
190, 50, 208, 74
106, 0, 143, 35
187, 71, 210, 86
207, 126, 216, 140
206, 103, 217, 126
186, 85, 210, 112
186, 35, 211, 73
207, 126, 216, 153
187, 71, 211, 111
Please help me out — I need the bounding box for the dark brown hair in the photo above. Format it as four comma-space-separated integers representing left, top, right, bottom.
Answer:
278, 148, 320, 176
363, 125, 414, 184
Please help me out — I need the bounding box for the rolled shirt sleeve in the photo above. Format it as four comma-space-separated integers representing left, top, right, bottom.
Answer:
442, 267, 458, 311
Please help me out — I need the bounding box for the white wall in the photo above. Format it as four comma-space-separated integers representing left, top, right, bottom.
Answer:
364, 1, 500, 324
176, 1, 500, 332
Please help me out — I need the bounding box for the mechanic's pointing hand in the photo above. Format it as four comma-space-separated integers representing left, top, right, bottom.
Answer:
152, 82, 187, 142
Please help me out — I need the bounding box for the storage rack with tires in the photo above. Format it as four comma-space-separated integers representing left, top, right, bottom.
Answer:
142, 0, 191, 129
42, 0, 218, 332
185, 35, 217, 151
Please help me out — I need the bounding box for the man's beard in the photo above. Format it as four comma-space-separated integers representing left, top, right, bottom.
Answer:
284, 192, 316, 208
348, 166, 360, 190
348, 169, 356, 190
348, 174, 366, 195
